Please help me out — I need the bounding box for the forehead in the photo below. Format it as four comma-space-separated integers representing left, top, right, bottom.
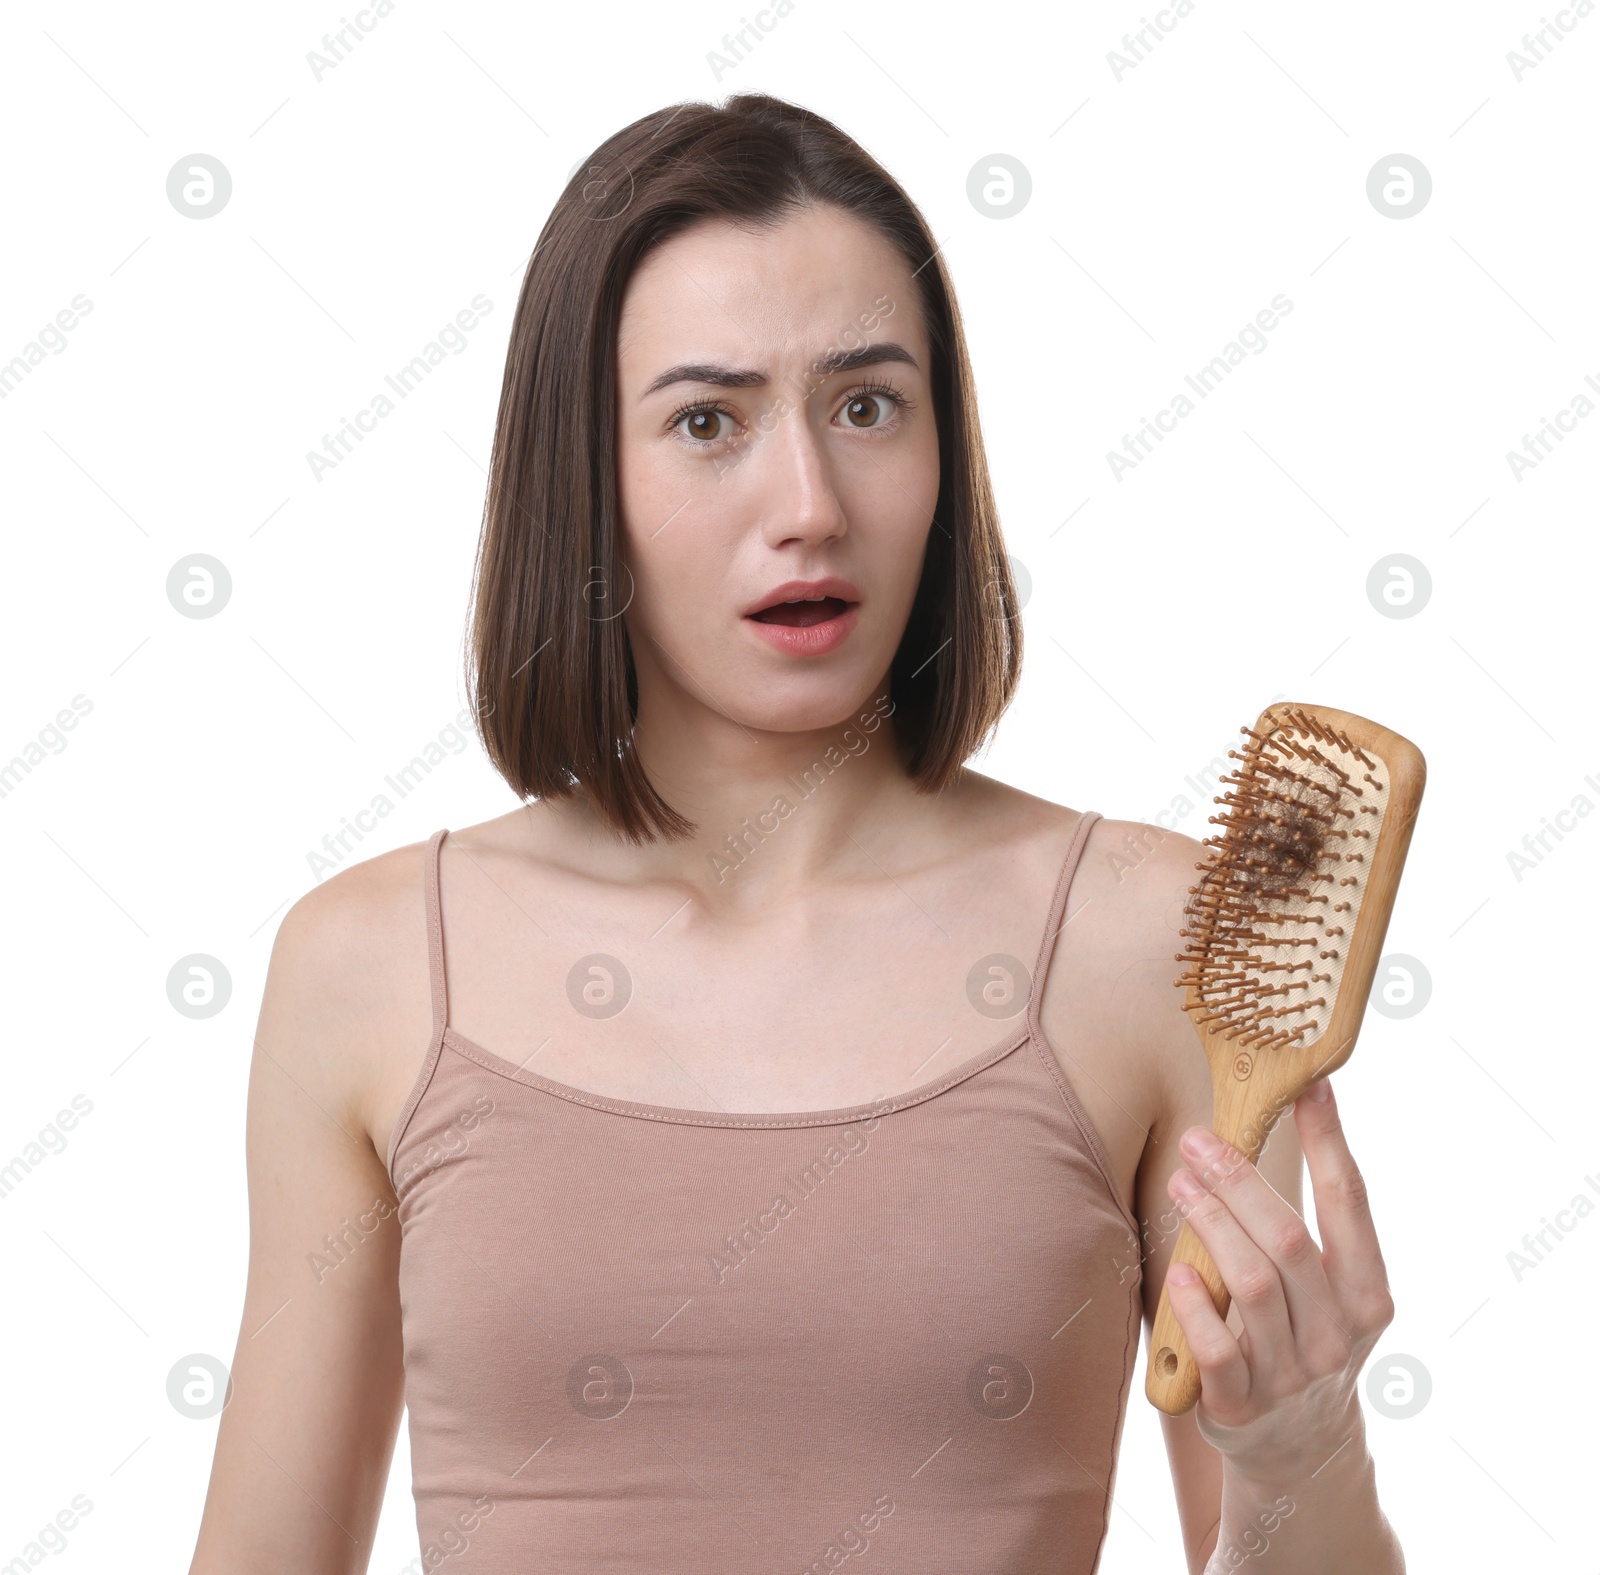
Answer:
616, 205, 924, 375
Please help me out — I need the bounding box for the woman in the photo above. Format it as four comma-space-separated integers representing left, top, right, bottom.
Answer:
189, 93, 1404, 1573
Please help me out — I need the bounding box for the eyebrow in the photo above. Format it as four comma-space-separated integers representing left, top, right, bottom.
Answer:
639, 341, 920, 399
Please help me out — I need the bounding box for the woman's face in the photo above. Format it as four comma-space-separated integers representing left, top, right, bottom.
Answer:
614, 203, 939, 738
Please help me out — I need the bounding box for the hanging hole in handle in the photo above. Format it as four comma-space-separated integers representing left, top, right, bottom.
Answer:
1155, 1346, 1178, 1378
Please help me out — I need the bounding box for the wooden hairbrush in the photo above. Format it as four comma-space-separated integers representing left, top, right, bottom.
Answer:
1145, 700, 1425, 1416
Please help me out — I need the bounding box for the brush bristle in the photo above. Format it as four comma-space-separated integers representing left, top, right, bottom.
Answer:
1174, 704, 1389, 1050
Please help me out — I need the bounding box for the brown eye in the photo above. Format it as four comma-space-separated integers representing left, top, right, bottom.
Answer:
842, 394, 886, 429
677, 408, 728, 442
838, 385, 909, 430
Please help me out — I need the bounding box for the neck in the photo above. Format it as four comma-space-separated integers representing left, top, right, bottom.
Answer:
574, 681, 945, 906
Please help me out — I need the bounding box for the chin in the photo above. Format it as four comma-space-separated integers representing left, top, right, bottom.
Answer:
723, 674, 884, 737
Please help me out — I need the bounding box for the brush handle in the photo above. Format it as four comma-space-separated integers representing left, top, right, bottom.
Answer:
1145, 1213, 1232, 1415
1143, 1087, 1282, 1415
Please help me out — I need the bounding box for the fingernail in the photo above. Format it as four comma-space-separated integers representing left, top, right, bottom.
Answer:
1169, 1263, 1199, 1287
1181, 1126, 1224, 1160
1306, 1079, 1332, 1104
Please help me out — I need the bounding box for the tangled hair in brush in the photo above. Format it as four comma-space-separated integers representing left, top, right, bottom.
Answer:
1175, 706, 1384, 1049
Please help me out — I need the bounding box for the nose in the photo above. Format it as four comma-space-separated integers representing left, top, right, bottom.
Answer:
754, 394, 850, 548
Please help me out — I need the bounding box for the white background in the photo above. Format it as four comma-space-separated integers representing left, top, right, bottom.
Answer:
1, 0, 1594, 1570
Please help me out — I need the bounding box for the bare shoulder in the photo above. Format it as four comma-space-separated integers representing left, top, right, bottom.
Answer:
264, 834, 437, 1158
1023, 807, 1218, 1213
1003, 784, 1211, 1034
1061, 814, 1211, 1103
950, 772, 1213, 1135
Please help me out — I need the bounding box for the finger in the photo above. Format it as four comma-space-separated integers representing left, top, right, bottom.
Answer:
1164, 1260, 1249, 1414
1177, 1127, 1337, 1350
1293, 1081, 1393, 1318
1167, 1159, 1295, 1368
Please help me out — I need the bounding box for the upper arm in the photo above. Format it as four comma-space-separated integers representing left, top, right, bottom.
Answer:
1105, 820, 1307, 1574
187, 857, 421, 1575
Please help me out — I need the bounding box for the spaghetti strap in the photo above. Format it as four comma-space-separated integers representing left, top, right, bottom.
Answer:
425, 828, 450, 1038
1025, 809, 1101, 1042
385, 828, 454, 1187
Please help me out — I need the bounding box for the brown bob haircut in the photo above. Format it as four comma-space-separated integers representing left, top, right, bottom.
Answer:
467, 90, 1022, 844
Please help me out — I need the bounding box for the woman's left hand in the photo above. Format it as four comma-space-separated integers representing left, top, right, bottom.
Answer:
1163, 1076, 1396, 1476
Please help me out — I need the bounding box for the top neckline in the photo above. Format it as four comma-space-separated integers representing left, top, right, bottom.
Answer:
436, 1016, 1037, 1130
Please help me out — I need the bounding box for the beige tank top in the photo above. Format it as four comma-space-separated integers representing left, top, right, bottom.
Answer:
387, 808, 1143, 1572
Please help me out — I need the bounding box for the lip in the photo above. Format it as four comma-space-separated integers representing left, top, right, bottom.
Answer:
744, 600, 860, 657
741, 576, 863, 618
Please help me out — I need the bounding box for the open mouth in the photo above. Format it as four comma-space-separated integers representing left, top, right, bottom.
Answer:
747, 596, 853, 627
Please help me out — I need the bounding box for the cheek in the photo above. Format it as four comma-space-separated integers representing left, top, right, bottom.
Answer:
621, 523, 733, 655
852, 421, 940, 532
863, 448, 938, 585
617, 448, 687, 637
